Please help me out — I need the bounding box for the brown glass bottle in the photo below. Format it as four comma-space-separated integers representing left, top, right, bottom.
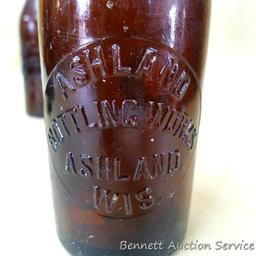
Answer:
39, 1, 210, 255
20, 0, 43, 117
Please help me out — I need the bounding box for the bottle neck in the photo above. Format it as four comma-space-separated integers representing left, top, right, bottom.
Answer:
23, 0, 38, 16
24, 0, 38, 13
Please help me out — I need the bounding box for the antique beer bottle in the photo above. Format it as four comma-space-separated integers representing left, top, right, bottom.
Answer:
39, 1, 210, 255
20, 0, 43, 117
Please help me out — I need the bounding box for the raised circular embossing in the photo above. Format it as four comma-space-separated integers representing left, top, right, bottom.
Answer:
45, 37, 200, 219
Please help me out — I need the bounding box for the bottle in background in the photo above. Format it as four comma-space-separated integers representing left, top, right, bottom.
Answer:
20, 0, 43, 117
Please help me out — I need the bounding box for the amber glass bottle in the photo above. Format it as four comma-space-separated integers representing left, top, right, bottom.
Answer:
39, 1, 210, 255
20, 0, 43, 117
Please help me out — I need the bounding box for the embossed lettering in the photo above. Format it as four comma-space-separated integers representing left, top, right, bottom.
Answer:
49, 39, 195, 100
112, 44, 132, 76
83, 45, 107, 82
65, 151, 77, 175
93, 186, 156, 216
46, 38, 200, 219
100, 100, 119, 128
80, 154, 93, 178
184, 126, 197, 150
70, 56, 90, 86
173, 70, 191, 98
61, 151, 181, 181
56, 72, 76, 99
93, 101, 105, 128
152, 153, 165, 178
49, 100, 198, 151
162, 56, 180, 90
135, 47, 158, 78
135, 187, 155, 210
134, 157, 153, 181
147, 101, 173, 130
123, 193, 133, 216
96, 157, 111, 180
166, 109, 186, 136
114, 158, 130, 181
93, 186, 120, 214
48, 119, 64, 152
168, 150, 181, 173
57, 105, 89, 135
122, 99, 139, 128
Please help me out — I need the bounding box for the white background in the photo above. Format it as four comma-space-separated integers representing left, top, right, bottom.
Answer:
0, 0, 256, 255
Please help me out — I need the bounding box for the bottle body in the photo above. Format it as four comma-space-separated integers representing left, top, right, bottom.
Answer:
39, 1, 210, 255
20, 0, 43, 117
